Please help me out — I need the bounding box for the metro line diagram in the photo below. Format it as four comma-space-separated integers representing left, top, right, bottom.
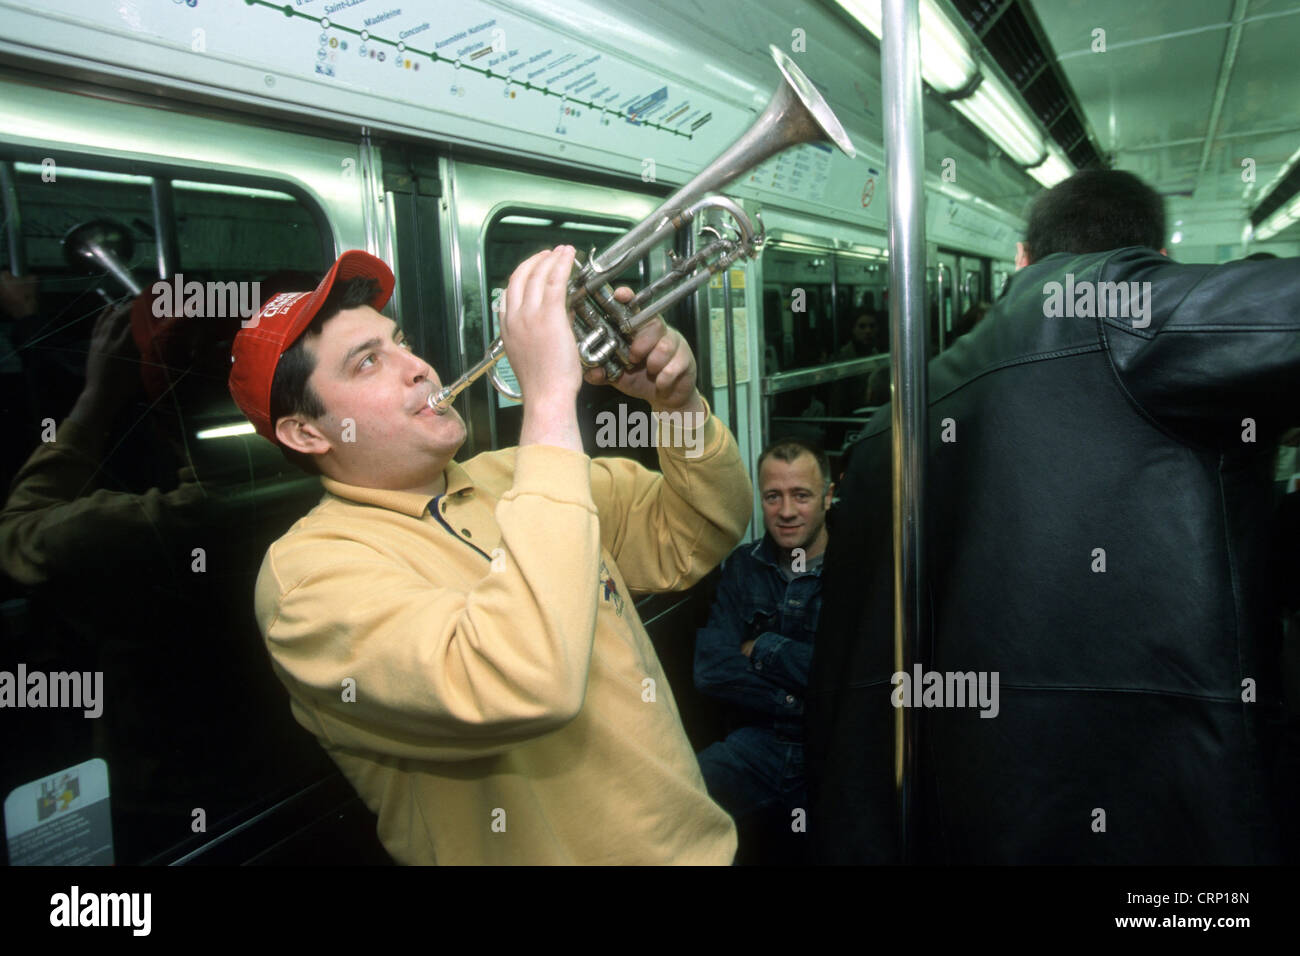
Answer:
244, 0, 695, 139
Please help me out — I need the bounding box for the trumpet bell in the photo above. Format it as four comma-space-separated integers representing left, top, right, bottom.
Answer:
769, 45, 856, 160
428, 45, 857, 413
62, 218, 143, 296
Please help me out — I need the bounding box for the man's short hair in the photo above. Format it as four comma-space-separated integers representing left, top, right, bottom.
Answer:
1023, 169, 1166, 261
757, 437, 831, 491
268, 276, 383, 475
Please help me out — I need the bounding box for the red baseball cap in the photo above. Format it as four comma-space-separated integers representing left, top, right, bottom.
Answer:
130, 286, 242, 403
130, 288, 186, 403
229, 251, 395, 442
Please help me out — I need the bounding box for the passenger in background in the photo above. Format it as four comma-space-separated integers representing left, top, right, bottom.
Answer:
807, 169, 1300, 864
761, 288, 783, 374
694, 437, 832, 857
833, 311, 885, 414
833, 310, 883, 361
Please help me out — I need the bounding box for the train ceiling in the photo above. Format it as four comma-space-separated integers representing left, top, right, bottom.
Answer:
1024, 0, 1300, 244
605, 0, 1299, 248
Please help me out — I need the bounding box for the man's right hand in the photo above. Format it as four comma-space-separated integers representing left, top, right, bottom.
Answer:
503, 246, 584, 452
501, 246, 580, 406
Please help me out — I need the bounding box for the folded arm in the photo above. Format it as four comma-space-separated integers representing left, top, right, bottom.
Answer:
694, 555, 803, 715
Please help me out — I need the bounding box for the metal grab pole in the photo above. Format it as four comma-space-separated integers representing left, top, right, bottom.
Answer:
0, 162, 24, 276
881, 0, 928, 865
721, 266, 739, 437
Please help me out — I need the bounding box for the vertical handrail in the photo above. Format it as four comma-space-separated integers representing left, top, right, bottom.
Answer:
881, 0, 928, 865
0, 162, 24, 276
150, 178, 180, 282
721, 266, 739, 437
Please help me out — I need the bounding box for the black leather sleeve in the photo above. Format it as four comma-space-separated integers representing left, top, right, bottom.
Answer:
1102, 251, 1300, 439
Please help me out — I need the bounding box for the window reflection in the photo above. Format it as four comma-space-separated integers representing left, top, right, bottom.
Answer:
0, 160, 334, 864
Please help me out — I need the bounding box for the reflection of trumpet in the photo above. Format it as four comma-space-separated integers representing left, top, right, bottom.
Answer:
62, 219, 143, 299
429, 45, 856, 414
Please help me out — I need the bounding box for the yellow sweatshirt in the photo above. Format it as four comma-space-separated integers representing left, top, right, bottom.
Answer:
254, 409, 752, 864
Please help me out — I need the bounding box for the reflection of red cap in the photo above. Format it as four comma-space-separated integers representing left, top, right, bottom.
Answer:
130, 289, 183, 403
228, 251, 394, 442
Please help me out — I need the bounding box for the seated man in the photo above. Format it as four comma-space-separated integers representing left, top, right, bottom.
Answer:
227, 247, 752, 864
693, 437, 832, 828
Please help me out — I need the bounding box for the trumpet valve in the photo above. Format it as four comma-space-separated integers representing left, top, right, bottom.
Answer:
577, 327, 617, 367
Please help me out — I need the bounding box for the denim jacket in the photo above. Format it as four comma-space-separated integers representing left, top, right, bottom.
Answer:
693, 534, 824, 738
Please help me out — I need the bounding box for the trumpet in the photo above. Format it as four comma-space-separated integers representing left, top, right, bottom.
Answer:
63, 219, 145, 299
428, 45, 856, 414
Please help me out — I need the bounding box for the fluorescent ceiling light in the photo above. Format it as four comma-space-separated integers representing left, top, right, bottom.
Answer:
498, 215, 553, 226
1028, 144, 1073, 188
1254, 193, 1300, 241
173, 181, 295, 201
953, 71, 1043, 166
836, 0, 1071, 180
559, 222, 627, 234
1252, 154, 1300, 241
196, 422, 256, 440
834, 0, 975, 93
13, 163, 151, 185
1255, 145, 1300, 203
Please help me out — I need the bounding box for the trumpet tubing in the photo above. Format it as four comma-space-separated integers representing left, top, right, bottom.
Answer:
429, 45, 855, 415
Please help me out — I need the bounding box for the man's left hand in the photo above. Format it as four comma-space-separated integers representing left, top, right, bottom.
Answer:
582, 286, 701, 413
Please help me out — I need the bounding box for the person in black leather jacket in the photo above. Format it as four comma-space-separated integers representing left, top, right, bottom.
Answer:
806, 169, 1300, 864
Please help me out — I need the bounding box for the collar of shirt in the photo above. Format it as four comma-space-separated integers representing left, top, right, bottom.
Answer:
319, 459, 475, 518
748, 533, 825, 577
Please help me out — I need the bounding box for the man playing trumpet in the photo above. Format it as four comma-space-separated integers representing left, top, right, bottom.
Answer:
228, 245, 751, 864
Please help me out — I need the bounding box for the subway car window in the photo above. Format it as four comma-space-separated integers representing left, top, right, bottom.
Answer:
768, 378, 880, 481
762, 244, 889, 424
833, 251, 890, 382
0, 157, 339, 865
760, 245, 835, 376
172, 181, 326, 280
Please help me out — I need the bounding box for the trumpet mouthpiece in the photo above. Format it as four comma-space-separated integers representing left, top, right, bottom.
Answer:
427, 389, 452, 415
